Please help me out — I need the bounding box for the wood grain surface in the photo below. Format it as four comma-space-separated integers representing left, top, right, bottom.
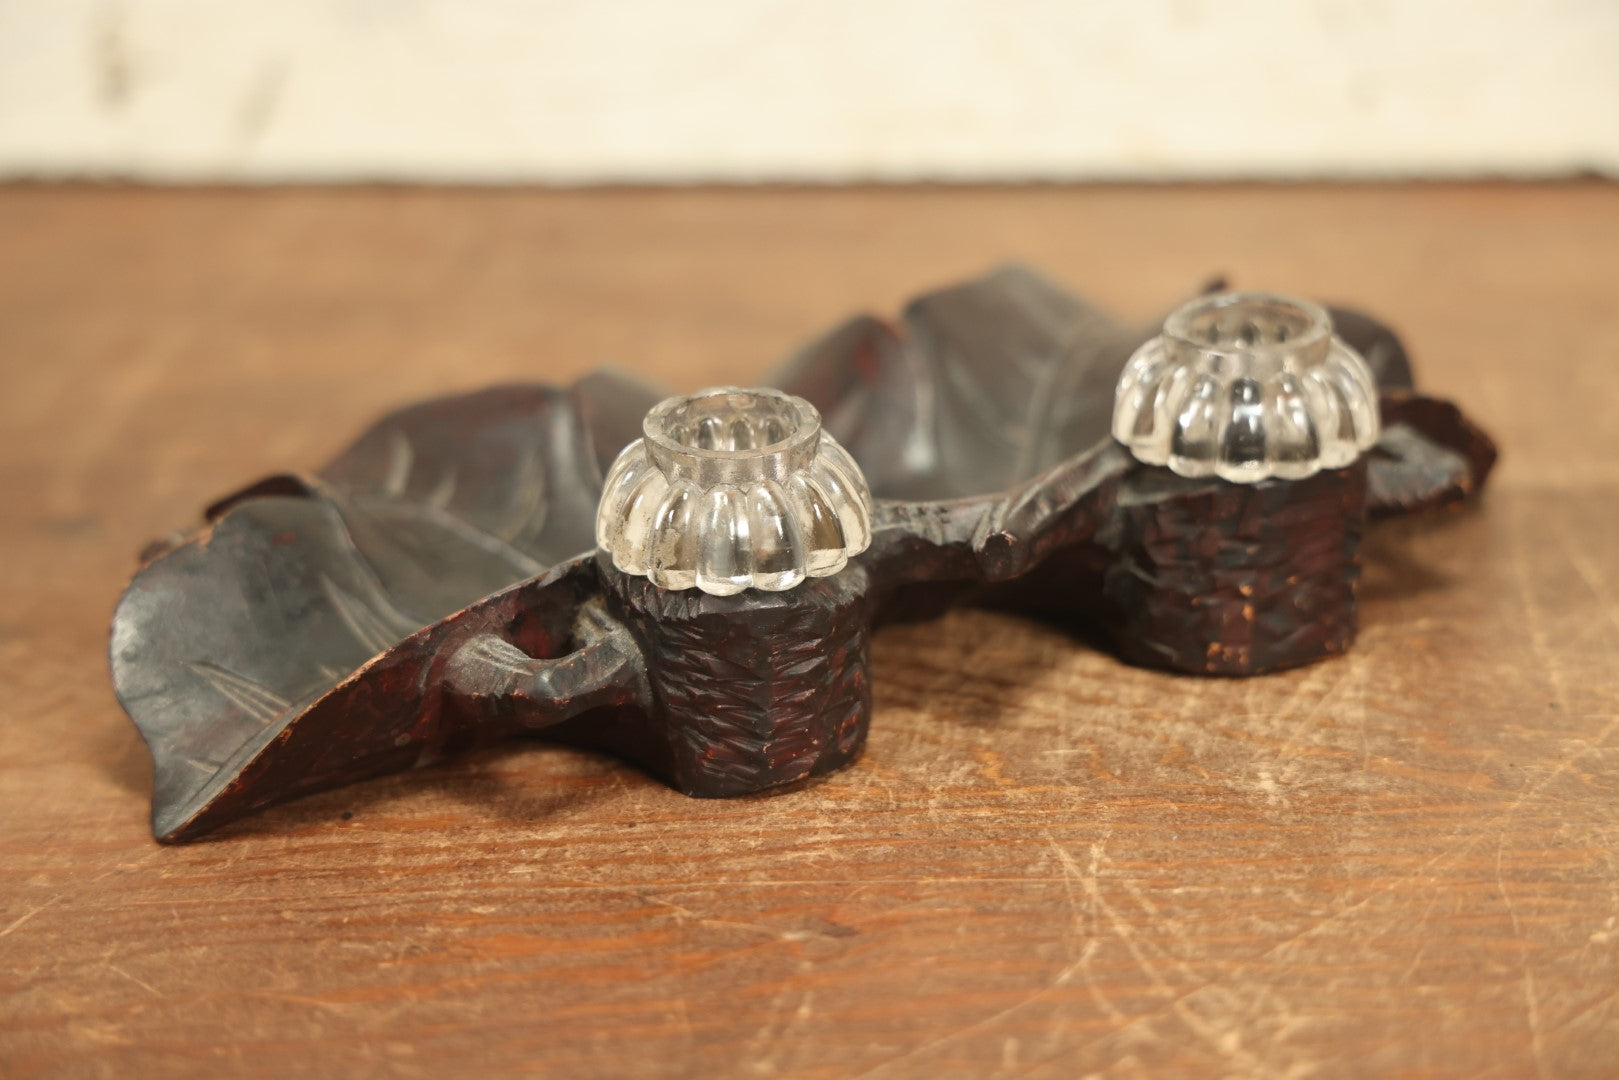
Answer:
1, 183, 1616, 1078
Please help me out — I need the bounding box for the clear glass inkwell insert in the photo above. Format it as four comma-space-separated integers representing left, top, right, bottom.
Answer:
1112, 291, 1381, 483
596, 387, 873, 596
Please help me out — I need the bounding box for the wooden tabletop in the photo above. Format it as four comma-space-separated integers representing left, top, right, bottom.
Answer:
2, 183, 1616, 1078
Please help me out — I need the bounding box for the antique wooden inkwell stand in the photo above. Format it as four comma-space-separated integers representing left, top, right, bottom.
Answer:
110, 267, 1495, 842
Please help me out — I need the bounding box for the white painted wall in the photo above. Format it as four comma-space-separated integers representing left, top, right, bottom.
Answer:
1, 0, 1615, 182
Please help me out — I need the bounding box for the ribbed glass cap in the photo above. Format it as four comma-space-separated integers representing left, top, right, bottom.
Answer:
1113, 292, 1380, 483
596, 387, 873, 596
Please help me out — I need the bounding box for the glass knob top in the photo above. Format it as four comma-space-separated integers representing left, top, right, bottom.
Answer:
596, 387, 874, 596
1112, 291, 1381, 483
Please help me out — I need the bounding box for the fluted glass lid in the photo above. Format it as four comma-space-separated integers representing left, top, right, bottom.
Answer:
1113, 291, 1381, 483
596, 387, 873, 596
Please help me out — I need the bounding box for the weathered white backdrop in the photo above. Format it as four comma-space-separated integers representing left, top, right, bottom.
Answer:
1, 0, 1615, 182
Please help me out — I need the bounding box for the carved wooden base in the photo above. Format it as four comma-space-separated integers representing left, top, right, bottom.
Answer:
545, 559, 874, 797
971, 464, 1366, 677
1102, 465, 1366, 675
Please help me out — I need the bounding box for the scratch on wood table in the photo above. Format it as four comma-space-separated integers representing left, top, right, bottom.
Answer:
2, 183, 1618, 1078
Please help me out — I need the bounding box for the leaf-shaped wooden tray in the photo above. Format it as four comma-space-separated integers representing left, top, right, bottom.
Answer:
111, 266, 1496, 842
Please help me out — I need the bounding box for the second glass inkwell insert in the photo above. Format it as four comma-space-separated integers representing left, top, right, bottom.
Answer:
1113, 291, 1381, 483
